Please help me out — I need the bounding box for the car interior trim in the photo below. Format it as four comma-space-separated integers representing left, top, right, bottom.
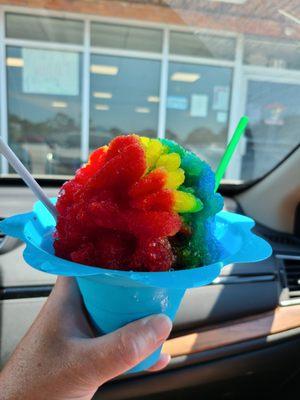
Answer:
211, 274, 276, 285
0, 273, 276, 300
166, 326, 300, 370
162, 305, 300, 358
96, 336, 300, 400
276, 254, 300, 260
0, 285, 53, 300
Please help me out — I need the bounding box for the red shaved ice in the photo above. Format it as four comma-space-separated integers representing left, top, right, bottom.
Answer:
54, 135, 181, 271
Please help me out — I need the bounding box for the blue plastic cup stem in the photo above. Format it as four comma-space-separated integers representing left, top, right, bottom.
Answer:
76, 274, 185, 372
0, 199, 273, 373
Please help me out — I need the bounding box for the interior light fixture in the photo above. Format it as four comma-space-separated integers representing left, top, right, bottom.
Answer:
52, 101, 68, 108
171, 72, 200, 83
135, 107, 150, 114
6, 57, 24, 67
90, 65, 119, 75
95, 104, 110, 111
147, 96, 160, 103
93, 92, 113, 99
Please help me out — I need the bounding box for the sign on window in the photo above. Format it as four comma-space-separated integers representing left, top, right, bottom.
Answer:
22, 48, 79, 96
212, 86, 230, 111
190, 94, 208, 117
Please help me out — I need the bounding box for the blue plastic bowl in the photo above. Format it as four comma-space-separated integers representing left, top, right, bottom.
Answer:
0, 200, 272, 372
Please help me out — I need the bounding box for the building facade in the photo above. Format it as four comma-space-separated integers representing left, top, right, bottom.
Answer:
0, 0, 299, 181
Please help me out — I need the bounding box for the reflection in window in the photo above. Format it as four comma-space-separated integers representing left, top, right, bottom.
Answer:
170, 31, 236, 60
7, 46, 82, 176
242, 80, 300, 180
89, 54, 160, 149
0, 84, 2, 175
2, 8, 300, 183
6, 13, 84, 44
166, 62, 232, 171
244, 36, 300, 70
91, 23, 162, 53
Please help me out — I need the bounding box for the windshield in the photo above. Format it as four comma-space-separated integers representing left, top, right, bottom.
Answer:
0, 1, 299, 182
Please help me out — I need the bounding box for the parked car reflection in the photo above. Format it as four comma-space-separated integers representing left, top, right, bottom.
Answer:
9, 143, 32, 172
45, 133, 113, 175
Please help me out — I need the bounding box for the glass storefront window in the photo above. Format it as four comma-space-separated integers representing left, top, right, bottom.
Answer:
6, 13, 84, 45
170, 31, 236, 60
91, 23, 163, 52
244, 36, 300, 71
242, 79, 300, 181
6, 46, 82, 176
166, 62, 232, 171
89, 54, 161, 148
0, 86, 2, 175
1, 6, 299, 182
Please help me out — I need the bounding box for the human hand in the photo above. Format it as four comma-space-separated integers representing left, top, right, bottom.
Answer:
0, 277, 172, 400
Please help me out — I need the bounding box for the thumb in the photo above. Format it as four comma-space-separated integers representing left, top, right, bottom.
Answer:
83, 314, 172, 384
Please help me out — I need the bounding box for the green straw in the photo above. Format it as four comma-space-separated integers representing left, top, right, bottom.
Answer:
214, 116, 249, 192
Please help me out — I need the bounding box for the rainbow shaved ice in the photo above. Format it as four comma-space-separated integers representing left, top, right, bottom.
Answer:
54, 134, 224, 271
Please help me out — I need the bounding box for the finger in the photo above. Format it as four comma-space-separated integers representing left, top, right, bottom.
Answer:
41, 277, 94, 337
147, 353, 171, 372
50, 277, 81, 307
46, 277, 83, 317
84, 314, 172, 384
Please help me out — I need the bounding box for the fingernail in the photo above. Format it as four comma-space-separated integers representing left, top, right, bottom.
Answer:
144, 314, 172, 341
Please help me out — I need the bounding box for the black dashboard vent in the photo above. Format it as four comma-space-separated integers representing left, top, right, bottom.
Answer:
265, 232, 300, 247
284, 258, 300, 298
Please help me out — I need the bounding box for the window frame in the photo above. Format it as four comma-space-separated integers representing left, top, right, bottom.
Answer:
0, 5, 240, 179
1, 4, 299, 182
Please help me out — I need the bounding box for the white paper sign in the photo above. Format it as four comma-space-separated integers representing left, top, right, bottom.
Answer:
23, 48, 79, 96
217, 111, 228, 123
167, 96, 188, 110
190, 94, 208, 117
213, 86, 230, 111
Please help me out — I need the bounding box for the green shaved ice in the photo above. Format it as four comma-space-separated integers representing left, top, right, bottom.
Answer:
159, 138, 224, 268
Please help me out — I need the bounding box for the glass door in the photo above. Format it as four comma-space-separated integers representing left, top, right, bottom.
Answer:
241, 75, 300, 181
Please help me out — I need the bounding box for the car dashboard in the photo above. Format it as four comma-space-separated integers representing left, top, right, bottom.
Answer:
1, 184, 300, 399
